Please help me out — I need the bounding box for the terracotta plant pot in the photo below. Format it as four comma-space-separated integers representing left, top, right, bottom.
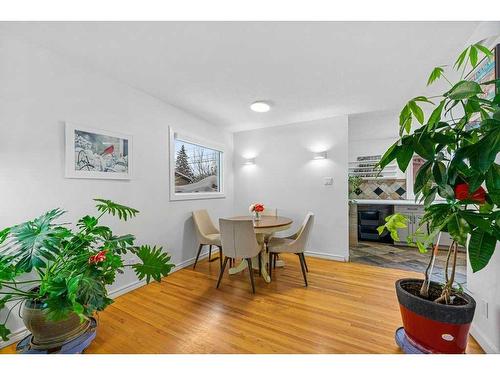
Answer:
395, 278, 476, 354
22, 300, 91, 350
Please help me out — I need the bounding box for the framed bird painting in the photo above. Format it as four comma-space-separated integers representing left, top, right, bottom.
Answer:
65, 123, 133, 180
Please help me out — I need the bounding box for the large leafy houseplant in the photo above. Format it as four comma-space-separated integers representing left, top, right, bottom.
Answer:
0, 199, 174, 342
378, 43, 499, 304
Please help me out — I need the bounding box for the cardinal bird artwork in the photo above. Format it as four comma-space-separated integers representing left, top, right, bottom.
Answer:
101, 145, 115, 156
68, 124, 130, 179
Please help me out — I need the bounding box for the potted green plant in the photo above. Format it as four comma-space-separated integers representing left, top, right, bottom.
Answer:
377, 43, 499, 353
0, 199, 174, 350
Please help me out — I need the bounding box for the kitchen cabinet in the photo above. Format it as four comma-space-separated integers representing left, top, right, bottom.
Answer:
394, 205, 453, 247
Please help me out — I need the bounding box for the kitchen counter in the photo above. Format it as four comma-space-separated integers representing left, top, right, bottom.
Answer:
350, 199, 422, 205
348, 199, 454, 248
350, 199, 447, 206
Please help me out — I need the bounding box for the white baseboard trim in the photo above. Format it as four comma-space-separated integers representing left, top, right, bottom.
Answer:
108, 279, 147, 299
174, 250, 211, 271
470, 324, 499, 354
0, 250, 213, 350
305, 251, 348, 262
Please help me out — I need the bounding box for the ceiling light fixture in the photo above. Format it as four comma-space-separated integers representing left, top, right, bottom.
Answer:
250, 101, 271, 113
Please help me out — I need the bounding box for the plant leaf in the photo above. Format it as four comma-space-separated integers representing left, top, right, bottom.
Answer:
396, 144, 414, 172
474, 44, 493, 59
413, 134, 435, 160
454, 47, 469, 70
460, 211, 492, 233
428, 100, 446, 127
438, 184, 455, 200
94, 199, 139, 221
6, 209, 67, 272
432, 161, 447, 186
409, 101, 425, 124
132, 245, 174, 283
378, 141, 399, 170
469, 229, 496, 272
399, 105, 412, 135
0, 324, 11, 342
414, 161, 432, 195
469, 45, 478, 67
427, 66, 445, 86
469, 127, 500, 173
447, 81, 483, 100
486, 164, 500, 205
447, 214, 470, 246
377, 213, 408, 242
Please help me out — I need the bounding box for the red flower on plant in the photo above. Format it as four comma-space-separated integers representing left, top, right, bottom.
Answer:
454, 183, 486, 204
89, 250, 108, 265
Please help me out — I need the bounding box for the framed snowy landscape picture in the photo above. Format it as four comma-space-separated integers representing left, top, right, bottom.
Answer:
169, 127, 225, 201
65, 123, 132, 180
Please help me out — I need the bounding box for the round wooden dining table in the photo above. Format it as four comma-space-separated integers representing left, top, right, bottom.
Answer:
227, 215, 293, 283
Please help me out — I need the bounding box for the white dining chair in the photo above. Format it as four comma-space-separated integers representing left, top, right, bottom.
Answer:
192, 209, 222, 269
217, 218, 262, 293
267, 212, 314, 286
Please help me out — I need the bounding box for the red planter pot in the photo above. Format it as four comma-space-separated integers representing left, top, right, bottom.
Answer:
395, 278, 476, 354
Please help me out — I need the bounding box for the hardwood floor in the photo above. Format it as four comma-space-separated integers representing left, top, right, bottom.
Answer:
0, 254, 483, 354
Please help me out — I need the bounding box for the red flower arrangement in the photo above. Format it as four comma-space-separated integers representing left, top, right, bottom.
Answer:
89, 250, 108, 265
249, 203, 265, 213
454, 183, 486, 204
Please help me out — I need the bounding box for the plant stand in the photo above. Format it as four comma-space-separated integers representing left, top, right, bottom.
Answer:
395, 327, 431, 354
16, 318, 97, 354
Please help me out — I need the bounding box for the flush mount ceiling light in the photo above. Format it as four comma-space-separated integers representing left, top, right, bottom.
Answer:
250, 101, 271, 113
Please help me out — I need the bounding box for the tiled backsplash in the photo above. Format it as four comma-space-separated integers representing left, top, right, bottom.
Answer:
349, 179, 407, 200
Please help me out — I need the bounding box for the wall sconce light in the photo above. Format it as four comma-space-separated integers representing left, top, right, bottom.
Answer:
244, 157, 256, 165
313, 151, 327, 160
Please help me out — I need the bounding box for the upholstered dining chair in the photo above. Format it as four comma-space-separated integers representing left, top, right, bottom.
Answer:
192, 209, 223, 269
267, 212, 314, 286
217, 218, 262, 293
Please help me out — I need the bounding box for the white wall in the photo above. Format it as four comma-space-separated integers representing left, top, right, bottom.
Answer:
0, 35, 234, 344
233, 117, 349, 261
348, 110, 400, 161
348, 110, 407, 180
468, 245, 500, 353
464, 24, 500, 354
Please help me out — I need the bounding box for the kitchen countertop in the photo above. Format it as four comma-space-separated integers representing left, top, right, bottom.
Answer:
349, 199, 422, 205
350, 199, 448, 205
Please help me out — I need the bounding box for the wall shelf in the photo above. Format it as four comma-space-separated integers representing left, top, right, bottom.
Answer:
348, 156, 397, 179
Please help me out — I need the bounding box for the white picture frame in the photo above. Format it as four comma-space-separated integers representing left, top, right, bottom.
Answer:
65, 122, 133, 180
169, 127, 225, 201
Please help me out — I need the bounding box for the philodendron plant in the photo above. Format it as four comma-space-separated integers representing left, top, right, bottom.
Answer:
378, 43, 499, 304
0, 199, 174, 341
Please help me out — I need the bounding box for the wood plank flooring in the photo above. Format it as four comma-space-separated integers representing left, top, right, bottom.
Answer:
0, 254, 483, 353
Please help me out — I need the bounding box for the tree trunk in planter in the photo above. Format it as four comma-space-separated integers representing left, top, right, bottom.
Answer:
395, 278, 476, 354
22, 300, 91, 350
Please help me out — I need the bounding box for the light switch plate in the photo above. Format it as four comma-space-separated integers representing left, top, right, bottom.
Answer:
324, 177, 333, 186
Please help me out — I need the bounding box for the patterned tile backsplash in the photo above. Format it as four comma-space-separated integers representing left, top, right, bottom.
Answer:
349, 179, 407, 200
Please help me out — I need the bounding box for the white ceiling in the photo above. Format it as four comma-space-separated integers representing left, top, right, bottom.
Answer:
0, 21, 481, 132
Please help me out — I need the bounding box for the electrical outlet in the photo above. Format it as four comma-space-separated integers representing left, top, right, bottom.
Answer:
324, 177, 333, 186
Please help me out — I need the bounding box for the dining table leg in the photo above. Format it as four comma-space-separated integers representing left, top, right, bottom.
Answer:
228, 233, 271, 283
255, 233, 271, 283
